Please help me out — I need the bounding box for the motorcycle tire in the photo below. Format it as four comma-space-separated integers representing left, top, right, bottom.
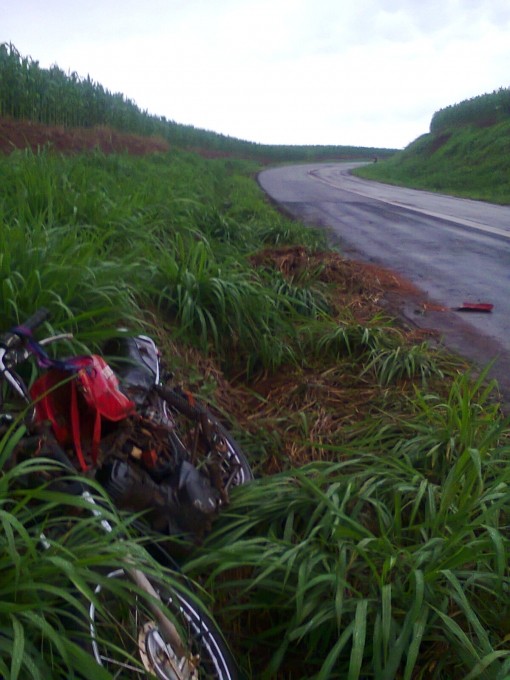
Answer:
200, 412, 254, 487
164, 392, 254, 489
89, 568, 239, 679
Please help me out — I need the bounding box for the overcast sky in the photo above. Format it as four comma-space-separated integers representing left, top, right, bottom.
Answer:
2, 0, 510, 149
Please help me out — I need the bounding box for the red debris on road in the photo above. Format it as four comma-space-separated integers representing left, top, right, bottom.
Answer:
456, 302, 494, 312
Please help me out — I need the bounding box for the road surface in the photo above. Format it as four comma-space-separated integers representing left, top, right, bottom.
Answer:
258, 163, 510, 398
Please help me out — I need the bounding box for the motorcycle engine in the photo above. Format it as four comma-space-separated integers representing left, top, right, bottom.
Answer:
97, 458, 220, 541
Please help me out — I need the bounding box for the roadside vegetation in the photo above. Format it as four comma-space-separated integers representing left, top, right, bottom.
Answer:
2, 144, 510, 679
356, 87, 510, 204
0, 432, 191, 679
1, 44, 510, 679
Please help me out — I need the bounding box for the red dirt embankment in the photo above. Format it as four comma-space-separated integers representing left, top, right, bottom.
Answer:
0, 117, 169, 155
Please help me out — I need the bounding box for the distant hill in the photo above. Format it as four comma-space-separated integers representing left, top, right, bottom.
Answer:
355, 87, 510, 204
0, 42, 396, 162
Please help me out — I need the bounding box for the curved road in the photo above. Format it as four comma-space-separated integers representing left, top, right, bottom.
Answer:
259, 163, 510, 397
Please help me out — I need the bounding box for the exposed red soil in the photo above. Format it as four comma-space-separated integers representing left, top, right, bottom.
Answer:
0, 117, 169, 155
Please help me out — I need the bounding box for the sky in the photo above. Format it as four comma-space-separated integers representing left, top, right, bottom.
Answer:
2, 0, 510, 149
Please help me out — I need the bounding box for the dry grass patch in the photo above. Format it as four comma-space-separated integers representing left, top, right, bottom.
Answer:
147, 247, 459, 475
250, 244, 424, 322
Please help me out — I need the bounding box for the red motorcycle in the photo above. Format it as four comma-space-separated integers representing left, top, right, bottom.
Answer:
0, 308, 252, 679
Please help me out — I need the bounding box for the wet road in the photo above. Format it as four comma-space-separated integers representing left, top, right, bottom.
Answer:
258, 162, 510, 396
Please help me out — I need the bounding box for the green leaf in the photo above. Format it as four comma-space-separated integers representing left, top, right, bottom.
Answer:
348, 599, 368, 680
9, 614, 24, 680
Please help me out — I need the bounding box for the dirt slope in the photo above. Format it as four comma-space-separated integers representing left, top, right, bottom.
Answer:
0, 117, 169, 155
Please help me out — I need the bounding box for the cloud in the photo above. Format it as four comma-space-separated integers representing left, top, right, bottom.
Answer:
2, 0, 510, 148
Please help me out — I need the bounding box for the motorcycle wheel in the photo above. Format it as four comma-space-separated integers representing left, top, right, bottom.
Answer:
201, 413, 254, 487
166, 397, 254, 489
89, 568, 239, 680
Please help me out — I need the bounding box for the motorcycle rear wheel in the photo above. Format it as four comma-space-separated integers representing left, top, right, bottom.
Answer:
164, 391, 254, 490
89, 568, 238, 680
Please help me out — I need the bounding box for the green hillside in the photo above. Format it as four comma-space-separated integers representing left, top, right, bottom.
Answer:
0, 42, 396, 162
356, 88, 510, 204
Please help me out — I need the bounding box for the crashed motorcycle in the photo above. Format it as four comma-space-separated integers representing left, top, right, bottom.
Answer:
0, 307, 253, 678
16, 311, 253, 544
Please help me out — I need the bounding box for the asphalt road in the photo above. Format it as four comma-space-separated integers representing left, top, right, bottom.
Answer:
258, 162, 510, 397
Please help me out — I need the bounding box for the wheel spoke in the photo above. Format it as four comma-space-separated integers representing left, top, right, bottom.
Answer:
89, 570, 237, 679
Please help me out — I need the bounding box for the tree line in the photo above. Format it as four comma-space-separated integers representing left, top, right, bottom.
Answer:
430, 87, 510, 133
0, 42, 395, 161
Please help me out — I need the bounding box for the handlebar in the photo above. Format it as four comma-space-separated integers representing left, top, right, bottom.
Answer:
0, 307, 51, 351
0, 307, 52, 402
20, 307, 51, 333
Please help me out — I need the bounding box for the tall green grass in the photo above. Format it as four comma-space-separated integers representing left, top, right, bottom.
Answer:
0, 148, 334, 372
0, 219, 144, 339
2, 144, 508, 678
0, 424, 193, 679
185, 373, 510, 679
302, 315, 444, 387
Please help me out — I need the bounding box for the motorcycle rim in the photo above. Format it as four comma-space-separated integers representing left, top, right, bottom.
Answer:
89, 568, 238, 680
